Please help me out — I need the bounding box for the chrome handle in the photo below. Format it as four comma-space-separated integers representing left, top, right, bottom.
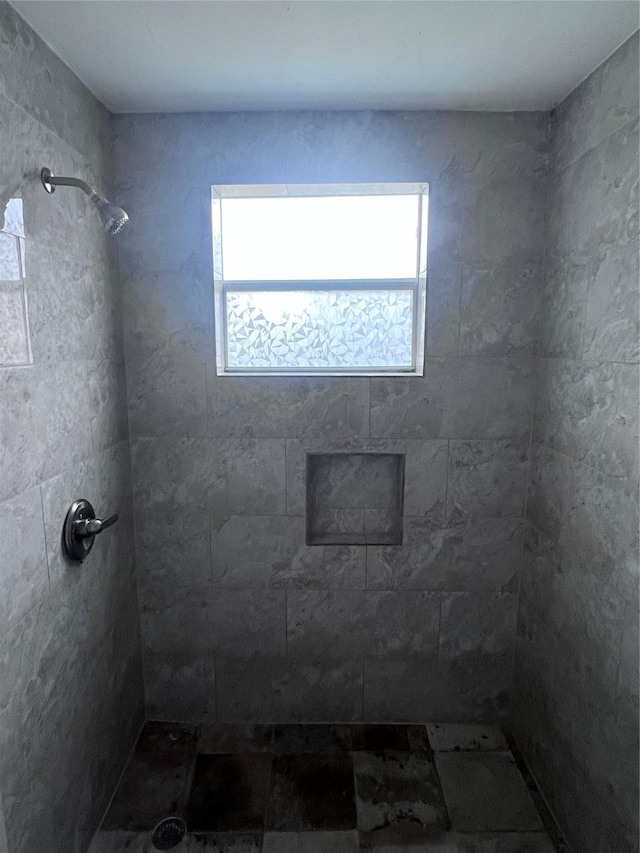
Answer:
73, 513, 119, 538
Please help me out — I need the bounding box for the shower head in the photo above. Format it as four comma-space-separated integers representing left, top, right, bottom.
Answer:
41, 167, 129, 236
90, 196, 129, 235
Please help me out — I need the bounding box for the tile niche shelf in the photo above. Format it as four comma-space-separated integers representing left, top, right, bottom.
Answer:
306, 452, 405, 546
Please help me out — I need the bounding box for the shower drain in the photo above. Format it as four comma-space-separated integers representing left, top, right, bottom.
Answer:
151, 816, 187, 850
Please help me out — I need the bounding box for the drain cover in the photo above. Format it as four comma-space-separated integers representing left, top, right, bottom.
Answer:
151, 816, 187, 850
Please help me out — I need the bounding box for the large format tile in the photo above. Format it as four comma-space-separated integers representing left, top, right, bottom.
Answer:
100, 755, 191, 831
0, 361, 93, 503
361, 833, 556, 852
186, 754, 272, 832
208, 375, 370, 439
266, 754, 356, 831
534, 358, 639, 483
459, 256, 542, 356
215, 658, 363, 723
564, 460, 639, 605
348, 724, 430, 754
131, 437, 287, 517
126, 342, 208, 439
425, 249, 461, 357
547, 118, 639, 262
538, 255, 589, 359
435, 753, 543, 832
370, 358, 534, 440
0, 486, 48, 638
134, 500, 212, 595
426, 724, 508, 753
144, 653, 216, 722
89, 358, 129, 451
366, 517, 523, 593
210, 515, 366, 589
447, 440, 528, 519
552, 32, 639, 173
90, 833, 263, 853
439, 593, 518, 659
454, 170, 546, 269
584, 236, 639, 363
141, 586, 287, 658
287, 590, 440, 659
262, 831, 359, 853
23, 242, 93, 364
363, 658, 511, 723
353, 751, 449, 835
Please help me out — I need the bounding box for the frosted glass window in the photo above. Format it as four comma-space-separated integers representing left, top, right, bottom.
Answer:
226, 289, 414, 369
212, 183, 428, 376
221, 195, 419, 281
0, 198, 31, 368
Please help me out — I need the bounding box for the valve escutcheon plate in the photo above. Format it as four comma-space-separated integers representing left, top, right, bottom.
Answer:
63, 498, 96, 563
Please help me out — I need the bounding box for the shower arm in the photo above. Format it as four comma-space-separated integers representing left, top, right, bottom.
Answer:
41, 169, 96, 198
40, 166, 129, 235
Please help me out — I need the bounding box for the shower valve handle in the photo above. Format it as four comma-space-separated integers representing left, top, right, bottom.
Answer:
73, 513, 119, 538
62, 499, 119, 562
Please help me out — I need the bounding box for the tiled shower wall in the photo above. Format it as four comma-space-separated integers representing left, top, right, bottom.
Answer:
114, 109, 548, 723
512, 33, 639, 853
0, 4, 144, 852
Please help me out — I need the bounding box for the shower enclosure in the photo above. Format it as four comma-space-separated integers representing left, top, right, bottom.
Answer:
0, 2, 637, 851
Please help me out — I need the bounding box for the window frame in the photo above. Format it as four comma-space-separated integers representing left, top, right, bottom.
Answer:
211, 182, 429, 377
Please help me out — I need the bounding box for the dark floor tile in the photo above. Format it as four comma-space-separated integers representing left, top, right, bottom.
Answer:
435, 752, 543, 832
136, 720, 199, 765
199, 724, 275, 754
359, 826, 452, 848
263, 831, 360, 852
358, 832, 556, 852
353, 751, 449, 837
187, 834, 264, 851
271, 724, 353, 754
266, 754, 357, 831
406, 725, 431, 753
349, 725, 423, 753
426, 723, 508, 753
89, 833, 263, 852
186, 754, 273, 832
101, 754, 190, 831
502, 730, 570, 853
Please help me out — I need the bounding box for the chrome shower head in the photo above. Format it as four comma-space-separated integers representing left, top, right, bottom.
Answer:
41, 167, 129, 236
90, 195, 129, 235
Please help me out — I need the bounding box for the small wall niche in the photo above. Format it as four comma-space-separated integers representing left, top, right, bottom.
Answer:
306, 452, 405, 546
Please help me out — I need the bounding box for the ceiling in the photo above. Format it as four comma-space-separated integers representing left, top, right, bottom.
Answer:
11, 1, 639, 113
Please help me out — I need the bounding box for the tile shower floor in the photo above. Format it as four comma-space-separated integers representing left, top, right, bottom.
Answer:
89, 722, 567, 853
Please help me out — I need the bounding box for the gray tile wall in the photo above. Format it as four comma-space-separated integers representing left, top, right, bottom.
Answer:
0, 4, 144, 851
512, 33, 639, 853
113, 108, 548, 724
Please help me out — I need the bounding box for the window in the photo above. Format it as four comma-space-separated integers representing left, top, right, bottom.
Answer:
211, 183, 428, 376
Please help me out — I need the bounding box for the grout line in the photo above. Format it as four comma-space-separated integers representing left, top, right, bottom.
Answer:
38, 482, 52, 588
456, 262, 463, 355
284, 589, 289, 658
211, 656, 218, 723
443, 439, 450, 520
436, 592, 443, 660
284, 440, 289, 515
87, 714, 146, 846
503, 726, 573, 853
515, 110, 551, 694
213, 655, 221, 723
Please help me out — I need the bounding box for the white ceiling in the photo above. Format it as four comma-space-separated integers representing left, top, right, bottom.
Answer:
11, 1, 639, 113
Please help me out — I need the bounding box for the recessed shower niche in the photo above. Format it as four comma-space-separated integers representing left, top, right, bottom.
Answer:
306, 452, 405, 545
